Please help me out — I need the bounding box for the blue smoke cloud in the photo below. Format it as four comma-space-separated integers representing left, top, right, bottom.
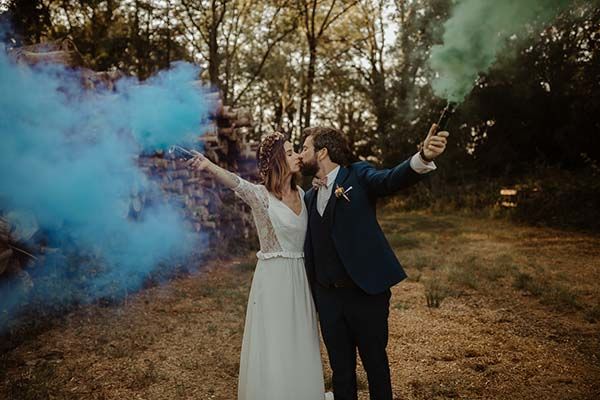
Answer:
0, 45, 214, 331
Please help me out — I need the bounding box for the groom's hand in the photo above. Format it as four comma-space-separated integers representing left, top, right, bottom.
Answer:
420, 123, 449, 162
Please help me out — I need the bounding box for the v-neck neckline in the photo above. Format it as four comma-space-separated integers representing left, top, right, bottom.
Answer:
269, 189, 304, 217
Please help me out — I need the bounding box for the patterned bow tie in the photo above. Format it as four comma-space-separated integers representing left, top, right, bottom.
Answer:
312, 176, 328, 190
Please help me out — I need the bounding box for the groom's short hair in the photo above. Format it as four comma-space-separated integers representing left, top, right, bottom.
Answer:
303, 126, 351, 165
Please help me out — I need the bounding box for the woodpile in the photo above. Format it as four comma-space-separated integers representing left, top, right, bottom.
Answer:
0, 40, 259, 298
136, 102, 259, 250
0, 217, 12, 276
6, 38, 125, 90
0, 214, 36, 298
7, 38, 83, 67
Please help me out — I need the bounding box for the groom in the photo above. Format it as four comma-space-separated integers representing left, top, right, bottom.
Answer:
300, 124, 448, 400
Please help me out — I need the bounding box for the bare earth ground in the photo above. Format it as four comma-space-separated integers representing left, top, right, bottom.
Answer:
1, 210, 600, 400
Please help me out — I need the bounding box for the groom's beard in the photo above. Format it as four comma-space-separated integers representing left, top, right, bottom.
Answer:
300, 158, 319, 177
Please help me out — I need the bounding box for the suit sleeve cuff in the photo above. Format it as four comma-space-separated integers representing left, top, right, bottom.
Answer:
410, 152, 437, 174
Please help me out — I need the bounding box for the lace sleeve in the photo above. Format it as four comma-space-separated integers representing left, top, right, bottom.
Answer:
231, 176, 269, 211
231, 176, 282, 256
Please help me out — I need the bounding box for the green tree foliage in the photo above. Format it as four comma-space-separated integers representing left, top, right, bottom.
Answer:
2, 0, 599, 203
3, 0, 54, 44
464, 1, 600, 175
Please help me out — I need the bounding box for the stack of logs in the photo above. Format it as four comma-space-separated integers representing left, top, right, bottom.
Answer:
0, 216, 14, 276
136, 103, 260, 250
0, 39, 260, 293
0, 214, 35, 292
7, 38, 125, 89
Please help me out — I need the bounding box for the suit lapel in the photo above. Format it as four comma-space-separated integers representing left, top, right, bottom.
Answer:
330, 166, 350, 224
306, 187, 318, 220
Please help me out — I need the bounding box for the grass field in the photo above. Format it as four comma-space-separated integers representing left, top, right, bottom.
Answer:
1, 209, 599, 399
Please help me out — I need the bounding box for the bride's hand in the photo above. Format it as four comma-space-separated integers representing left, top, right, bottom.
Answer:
188, 150, 213, 172
187, 150, 239, 188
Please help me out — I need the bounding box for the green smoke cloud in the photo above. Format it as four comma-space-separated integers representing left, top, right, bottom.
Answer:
429, 0, 572, 103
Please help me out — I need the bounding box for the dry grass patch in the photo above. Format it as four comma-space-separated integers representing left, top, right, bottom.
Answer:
2, 211, 600, 400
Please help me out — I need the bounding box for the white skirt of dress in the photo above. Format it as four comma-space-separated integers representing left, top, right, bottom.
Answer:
238, 256, 326, 400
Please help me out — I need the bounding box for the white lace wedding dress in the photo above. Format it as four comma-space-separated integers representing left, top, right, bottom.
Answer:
233, 177, 327, 400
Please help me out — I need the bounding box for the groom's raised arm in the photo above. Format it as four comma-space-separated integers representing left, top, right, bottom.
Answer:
355, 123, 449, 197
354, 154, 436, 197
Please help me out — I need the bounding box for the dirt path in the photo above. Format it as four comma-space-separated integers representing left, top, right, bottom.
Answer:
1, 211, 599, 399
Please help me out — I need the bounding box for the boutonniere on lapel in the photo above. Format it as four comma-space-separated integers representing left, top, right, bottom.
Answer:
334, 184, 353, 202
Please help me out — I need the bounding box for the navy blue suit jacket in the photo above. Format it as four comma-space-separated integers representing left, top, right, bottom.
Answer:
303, 159, 428, 295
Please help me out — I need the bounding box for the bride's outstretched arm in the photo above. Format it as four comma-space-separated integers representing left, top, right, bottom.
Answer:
188, 150, 267, 212
187, 151, 240, 189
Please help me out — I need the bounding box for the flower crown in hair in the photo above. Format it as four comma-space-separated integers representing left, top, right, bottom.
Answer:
257, 132, 285, 179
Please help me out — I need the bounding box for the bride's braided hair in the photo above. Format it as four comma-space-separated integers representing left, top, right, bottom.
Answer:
257, 131, 285, 180
256, 131, 299, 199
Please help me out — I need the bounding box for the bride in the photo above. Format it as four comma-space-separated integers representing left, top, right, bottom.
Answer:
189, 132, 332, 400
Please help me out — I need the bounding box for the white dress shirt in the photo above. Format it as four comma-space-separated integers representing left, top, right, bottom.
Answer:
316, 165, 341, 216
315, 152, 436, 216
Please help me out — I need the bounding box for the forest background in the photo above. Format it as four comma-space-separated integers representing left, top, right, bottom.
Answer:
1, 0, 599, 231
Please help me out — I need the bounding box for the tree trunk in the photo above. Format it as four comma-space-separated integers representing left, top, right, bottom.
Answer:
208, 1, 223, 98
209, 29, 220, 88
304, 42, 317, 128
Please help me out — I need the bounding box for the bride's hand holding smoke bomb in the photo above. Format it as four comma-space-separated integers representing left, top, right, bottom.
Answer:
186, 150, 239, 189
187, 150, 214, 172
